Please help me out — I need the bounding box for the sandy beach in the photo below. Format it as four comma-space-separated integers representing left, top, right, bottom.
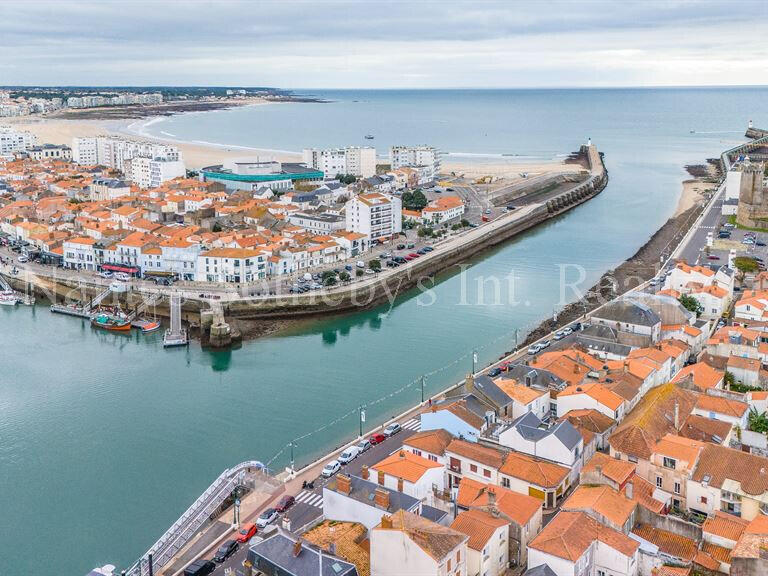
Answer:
6, 111, 585, 178
674, 178, 715, 216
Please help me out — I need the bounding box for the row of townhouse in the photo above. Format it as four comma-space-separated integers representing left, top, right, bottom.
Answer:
403, 195, 466, 225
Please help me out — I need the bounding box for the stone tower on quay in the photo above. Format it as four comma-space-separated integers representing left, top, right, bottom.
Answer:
736, 160, 768, 228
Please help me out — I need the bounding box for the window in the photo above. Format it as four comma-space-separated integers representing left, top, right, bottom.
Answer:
470, 464, 477, 473
501, 477, 510, 488
456, 550, 461, 563
663, 457, 676, 469
628, 455, 638, 463
656, 476, 663, 488
674, 482, 681, 495
483, 469, 491, 478
701, 496, 708, 504
447, 559, 451, 571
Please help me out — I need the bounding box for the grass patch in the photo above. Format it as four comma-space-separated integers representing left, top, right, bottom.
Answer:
727, 214, 768, 232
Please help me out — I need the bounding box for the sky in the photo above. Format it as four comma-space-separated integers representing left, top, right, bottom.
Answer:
1, 0, 768, 89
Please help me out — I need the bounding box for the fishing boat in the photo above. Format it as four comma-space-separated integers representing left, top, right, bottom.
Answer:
91, 313, 132, 332
0, 290, 18, 306
364, 134, 374, 140
140, 321, 161, 334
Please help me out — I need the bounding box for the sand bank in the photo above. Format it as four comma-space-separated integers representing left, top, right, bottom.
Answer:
675, 178, 715, 217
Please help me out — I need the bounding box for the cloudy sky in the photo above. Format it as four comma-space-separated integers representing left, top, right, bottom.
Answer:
2, 0, 767, 89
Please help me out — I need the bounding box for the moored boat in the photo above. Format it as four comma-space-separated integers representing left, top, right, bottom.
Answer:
91, 313, 131, 332
141, 321, 161, 334
0, 290, 18, 306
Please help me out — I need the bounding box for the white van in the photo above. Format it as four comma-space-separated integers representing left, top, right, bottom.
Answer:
338, 446, 360, 464
356, 260, 365, 269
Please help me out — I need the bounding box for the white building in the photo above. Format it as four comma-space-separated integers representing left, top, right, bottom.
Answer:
344, 192, 402, 242
497, 413, 584, 474
0, 125, 38, 155
451, 509, 509, 576
129, 156, 186, 189
390, 145, 440, 182
196, 248, 267, 283
371, 509, 468, 576
72, 136, 182, 172
63, 237, 99, 271
370, 450, 445, 506
26, 144, 71, 161
302, 146, 376, 178
89, 178, 131, 201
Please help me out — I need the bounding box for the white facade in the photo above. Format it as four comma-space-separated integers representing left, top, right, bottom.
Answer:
72, 136, 182, 172
373, 466, 445, 505
196, 249, 267, 283
390, 145, 440, 182
464, 523, 508, 576
345, 192, 402, 242
129, 157, 186, 189
63, 237, 98, 271
371, 525, 467, 576
302, 146, 376, 178
0, 125, 38, 155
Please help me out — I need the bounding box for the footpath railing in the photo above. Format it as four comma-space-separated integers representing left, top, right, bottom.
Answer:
125, 460, 265, 576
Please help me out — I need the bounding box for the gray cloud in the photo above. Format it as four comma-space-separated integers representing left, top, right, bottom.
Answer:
1, 0, 766, 87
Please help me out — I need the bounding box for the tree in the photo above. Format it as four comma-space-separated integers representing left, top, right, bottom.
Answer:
334, 173, 357, 185
748, 407, 768, 434
212, 222, 223, 233
369, 259, 381, 272
339, 271, 351, 282
355, 269, 364, 277
460, 219, 469, 227
402, 189, 428, 211
678, 294, 703, 317
323, 276, 337, 287
724, 371, 735, 390
734, 257, 759, 275
321, 270, 336, 281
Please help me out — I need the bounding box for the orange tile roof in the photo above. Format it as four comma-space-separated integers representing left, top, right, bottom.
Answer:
694, 547, 723, 571
450, 509, 508, 551
746, 514, 768, 535
631, 523, 697, 562
695, 394, 748, 418
727, 354, 760, 372
494, 379, 547, 404
561, 484, 635, 527
582, 451, 636, 487
402, 429, 453, 457
455, 478, 541, 526
560, 409, 616, 434
201, 247, 262, 259
446, 439, 506, 469
678, 413, 732, 444
499, 450, 570, 489
303, 521, 370, 576
703, 511, 749, 542
652, 434, 706, 467
670, 362, 723, 391
375, 510, 467, 561
558, 382, 625, 411
529, 510, 638, 561
692, 444, 768, 496
622, 473, 666, 514
370, 450, 442, 484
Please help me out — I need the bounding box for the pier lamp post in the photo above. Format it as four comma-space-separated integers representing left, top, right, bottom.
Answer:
421, 375, 426, 403
289, 441, 296, 474
472, 349, 477, 374
359, 406, 366, 438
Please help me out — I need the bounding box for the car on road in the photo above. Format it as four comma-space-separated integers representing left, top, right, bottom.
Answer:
369, 433, 386, 445
99, 270, 113, 278
356, 439, 372, 453
184, 559, 216, 576
422, 246, 434, 252
322, 460, 341, 477
758, 241, 767, 247
383, 423, 402, 437
484, 209, 492, 215
553, 330, 565, 340
723, 223, 736, 229
338, 446, 361, 464
275, 495, 295, 513
506, 205, 516, 211
17, 255, 28, 263
114, 272, 131, 281
527, 344, 541, 355
562, 327, 573, 336
255, 508, 278, 528
708, 255, 720, 260
397, 244, 406, 250
344, 264, 353, 271
213, 540, 239, 563
407, 243, 415, 249
539, 339, 551, 349
236, 523, 257, 543
742, 238, 755, 245
487, 367, 502, 377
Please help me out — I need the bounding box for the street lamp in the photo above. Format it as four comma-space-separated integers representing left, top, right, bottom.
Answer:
289, 440, 296, 474
421, 375, 426, 403
472, 349, 478, 374
359, 405, 366, 438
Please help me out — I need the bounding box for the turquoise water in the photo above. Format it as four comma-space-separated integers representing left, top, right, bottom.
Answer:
2, 88, 766, 575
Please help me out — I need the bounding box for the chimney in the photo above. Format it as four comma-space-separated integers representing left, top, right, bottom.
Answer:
293, 539, 303, 557
336, 473, 351, 495
623, 361, 628, 374
380, 514, 393, 529
329, 542, 336, 556
374, 487, 390, 510
674, 400, 680, 430
487, 487, 497, 508
626, 481, 634, 500
466, 373, 474, 391
361, 465, 369, 480
573, 363, 579, 374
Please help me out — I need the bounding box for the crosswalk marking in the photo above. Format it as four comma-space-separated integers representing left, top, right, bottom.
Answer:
402, 418, 421, 431
296, 490, 323, 508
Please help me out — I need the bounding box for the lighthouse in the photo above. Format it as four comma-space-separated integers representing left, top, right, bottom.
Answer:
749, 119, 753, 129
587, 137, 592, 147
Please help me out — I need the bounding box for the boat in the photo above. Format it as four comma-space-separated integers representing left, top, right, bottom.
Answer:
141, 321, 161, 334
91, 313, 132, 332
364, 134, 374, 140
0, 290, 18, 306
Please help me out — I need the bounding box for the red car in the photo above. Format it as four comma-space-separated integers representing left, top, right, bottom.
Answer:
499, 361, 510, 371
236, 523, 257, 543
408, 253, 420, 258
369, 433, 386, 445
404, 254, 416, 261
276, 495, 295, 513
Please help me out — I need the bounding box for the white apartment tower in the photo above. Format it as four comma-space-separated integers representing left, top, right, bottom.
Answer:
72, 136, 182, 172
389, 145, 440, 182
302, 146, 376, 178
129, 157, 186, 189
345, 192, 402, 242
0, 126, 38, 155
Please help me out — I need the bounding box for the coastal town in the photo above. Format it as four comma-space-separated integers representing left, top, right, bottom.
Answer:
56, 124, 768, 576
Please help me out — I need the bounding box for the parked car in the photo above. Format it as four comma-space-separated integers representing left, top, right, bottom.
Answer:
484, 209, 492, 215
380, 252, 391, 259
365, 268, 376, 275
338, 446, 361, 464
417, 248, 428, 255
386, 260, 398, 268
527, 344, 541, 355
562, 327, 573, 336
369, 433, 386, 445
499, 361, 510, 372
184, 560, 216, 576
356, 260, 366, 268
383, 423, 402, 437
724, 222, 736, 229
322, 460, 341, 477
422, 246, 434, 252
553, 330, 565, 340
708, 255, 720, 260
408, 252, 420, 259
114, 272, 131, 281
404, 254, 416, 261
255, 508, 278, 528
539, 339, 551, 349
345, 264, 353, 271
758, 241, 766, 247
406, 243, 415, 249
99, 270, 113, 278
506, 205, 516, 211
213, 540, 239, 563
275, 495, 295, 513
236, 523, 257, 543
396, 244, 406, 250
487, 367, 502, 377
356, 439, 372, 453
17, 255, 28, 263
